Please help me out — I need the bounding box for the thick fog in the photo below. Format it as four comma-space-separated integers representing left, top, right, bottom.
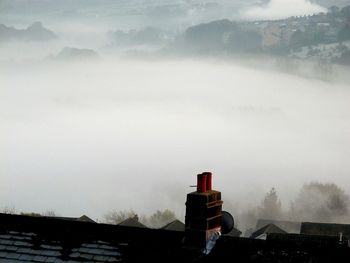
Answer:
1, 0, 350, 225
1, 57, 349, 220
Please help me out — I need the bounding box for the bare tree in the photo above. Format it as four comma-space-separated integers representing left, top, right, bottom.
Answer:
148, 209, 176, 228
103, 209, 137, 225
43, 210, 57, 217
1, 206, 16, 214
20, 212, 41, 217
102, 208, 177, 228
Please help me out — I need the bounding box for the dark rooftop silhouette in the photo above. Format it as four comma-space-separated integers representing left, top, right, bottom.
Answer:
161, 219, 185, 231
224, 226, 242, 237
250, 223, 287, 239
1, 172, 350, 262
118, 215, 147, 228
301, 222, 350, 238
256, 219, 301, 234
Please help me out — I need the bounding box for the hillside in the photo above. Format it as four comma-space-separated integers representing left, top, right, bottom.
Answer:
179, 5, 350, 64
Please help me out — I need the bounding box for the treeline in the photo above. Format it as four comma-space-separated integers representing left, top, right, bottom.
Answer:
0, 207, 57, 217
3, 181, 349, 232
0, 22, 56, 42
237, 182, 350, 232
103, 209, 177, 228
0, 206, 177, 229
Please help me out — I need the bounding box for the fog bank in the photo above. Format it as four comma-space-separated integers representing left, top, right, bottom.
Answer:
1, 58, 349, 220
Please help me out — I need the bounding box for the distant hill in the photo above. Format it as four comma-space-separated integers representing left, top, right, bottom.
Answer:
312, 0, 350, 8
178, 5, 350, 65
0, 22, 56, 42
183, 19, 262, 53
108, 27, 171, 47
55, 47, 99, 61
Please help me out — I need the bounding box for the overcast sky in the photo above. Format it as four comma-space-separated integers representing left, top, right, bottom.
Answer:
242, 0, 327, 20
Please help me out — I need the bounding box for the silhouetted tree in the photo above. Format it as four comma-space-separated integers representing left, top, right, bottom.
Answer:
43, 210, 57, 217
1, 206, 16, 214
291, 182, 349, 222
148, 209, 176, 228
258, 187, 283, 220
103, 209, 137, 224
103, 208, 177, 228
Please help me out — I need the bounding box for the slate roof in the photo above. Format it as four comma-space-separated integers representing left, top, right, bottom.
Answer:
256, 219, 301, 234
250, 224, 287, 239
0, 213, 184, 263
161, 220, 185, 231
49, 215, 96, 224
300, 222, 350, 238
117, 217, 147, 228
224, 227, 242, 237
0, 231, 121, 262
1, 213, 350, 262
0, 214, 121, 262
77, 215, 96, 223
208, 234, 350, 263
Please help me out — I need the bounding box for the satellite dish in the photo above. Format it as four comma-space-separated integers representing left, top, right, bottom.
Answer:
221, 211, 234, 234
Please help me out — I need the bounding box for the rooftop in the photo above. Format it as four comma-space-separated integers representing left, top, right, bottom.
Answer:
1, 213, 350, 262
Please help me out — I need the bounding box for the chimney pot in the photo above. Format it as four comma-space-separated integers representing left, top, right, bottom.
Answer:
203, 172, 212, 191
197, 173, 207, 193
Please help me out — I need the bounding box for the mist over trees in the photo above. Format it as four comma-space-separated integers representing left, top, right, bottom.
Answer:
2, 182, 350, 232
103, 209, 176, 228
237, 182, 350, 232
97, 182, 350, 231
108, 27, 171, 47
182, 19, 262, 53
179, 5, 350, 61
55, 47, 99, 61
1, 4, 350, 66
0, 22, 56, 42
258, 188, 283, 220
103, 209, 137, 225
291, 182, 350, 223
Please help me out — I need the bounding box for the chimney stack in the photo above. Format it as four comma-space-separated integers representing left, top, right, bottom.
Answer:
184, 172, 223, 248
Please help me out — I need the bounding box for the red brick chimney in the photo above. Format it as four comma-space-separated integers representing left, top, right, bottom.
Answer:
184, 172, 223, 248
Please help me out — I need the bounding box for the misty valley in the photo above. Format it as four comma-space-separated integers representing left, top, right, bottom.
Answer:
1, 0, 350, 241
